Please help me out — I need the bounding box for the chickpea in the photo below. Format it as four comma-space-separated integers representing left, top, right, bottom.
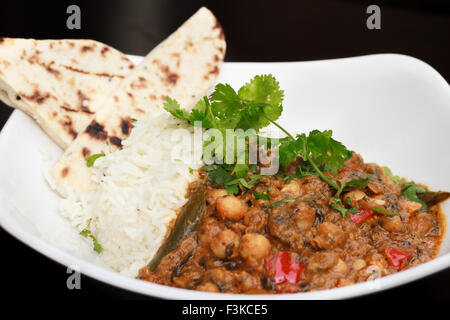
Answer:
331, 259, 349, 274
239, 233, 271, 262
243, 207, 266, 232
235, 271, 262, 292
210, 229, 240, 259
409, 212, 433, 236
402, 199, 423, 213
196, 281, 220, 292
312, 222, 346, 249
205, 267, 234, 286
281, 180, 301, 198
206, 189, 228, 205
352, 258, 367, 271
378, 215, 405, 233
337, 278, 354, 287
293, 202, 316, 232
306, 251, 338, 272
197, 217, 223, 244
216, 195, 248, 221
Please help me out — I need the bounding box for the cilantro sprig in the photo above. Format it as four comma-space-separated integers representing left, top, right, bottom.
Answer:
165, 74, 284, 132
164, 74, 353, 198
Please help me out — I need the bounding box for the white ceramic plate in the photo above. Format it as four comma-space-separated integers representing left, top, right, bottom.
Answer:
1, 54, 449, 299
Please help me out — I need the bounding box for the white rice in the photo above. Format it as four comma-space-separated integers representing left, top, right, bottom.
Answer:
59, 113, 203, 277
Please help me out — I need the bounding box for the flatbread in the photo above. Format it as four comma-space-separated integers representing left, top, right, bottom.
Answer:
48, 7, 226, 197
0, 38, 134, 149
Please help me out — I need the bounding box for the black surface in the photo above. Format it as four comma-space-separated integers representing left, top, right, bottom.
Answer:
0, 0, 449, 300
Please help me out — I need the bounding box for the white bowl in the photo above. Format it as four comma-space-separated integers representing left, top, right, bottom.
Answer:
1, 54, 449, 299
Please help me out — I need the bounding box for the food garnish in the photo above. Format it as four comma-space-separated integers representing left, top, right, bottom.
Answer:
85, 153, 105, 167
80, 229, 103, 254
164, 74, 412, 219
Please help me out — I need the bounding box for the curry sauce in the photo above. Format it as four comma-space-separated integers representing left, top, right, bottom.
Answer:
139, 153, 446, 294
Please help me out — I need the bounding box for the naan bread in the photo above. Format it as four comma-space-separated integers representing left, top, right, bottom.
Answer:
48, 7, 226, 197
0, 38, 134, 149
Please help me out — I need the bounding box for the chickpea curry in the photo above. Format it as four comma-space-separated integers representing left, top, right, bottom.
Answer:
139, 153, 447, 293
138, 74, 449, 294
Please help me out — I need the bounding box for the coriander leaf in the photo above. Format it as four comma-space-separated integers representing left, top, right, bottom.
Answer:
382, 166, 404, 184
208, 166, 234, 186
330, 197, 359, 218
253, 190, 270, 200
306, 130, 350, 174
372, 206, 400, 216
232, 163, 249, 179
80, 229, 103, 254
163, 97, 191, 121
190, 97, 217, 128
238, 74, 284, 124
85, 153, 105, 167
402, 182, 427, 209
225, 184, 239, 195
344, 177, 370, 189
278, 136, 304, 167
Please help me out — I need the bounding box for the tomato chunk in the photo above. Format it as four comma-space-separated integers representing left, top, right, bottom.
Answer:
385, 247, 411, 270
350, 208, 374, 225
266, 252, 304, 285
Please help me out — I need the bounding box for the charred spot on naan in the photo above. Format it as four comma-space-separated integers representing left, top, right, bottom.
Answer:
61, 167, 70, 178
77, 90, 94, 114
203, 65, 220, 81
109, 136, 122, 148
44, 61, 62, 79
59, 64, 126, 79
25, 51, 62, 79
121, 118, 134, 136
100, 46, 110, 57
0, 58, 11, 70
19, 89, 52, 104
85, 120, 108, 140
60, 104, 78, 112
82, 147, 91, 157
151, 59, 179, 86
60, 115, 78, 139
130, 76, 149, 90
80, 44, 95, 53
184, 40, 195, 52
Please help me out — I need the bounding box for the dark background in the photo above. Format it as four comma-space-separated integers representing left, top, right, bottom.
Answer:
0, 0, 449, 300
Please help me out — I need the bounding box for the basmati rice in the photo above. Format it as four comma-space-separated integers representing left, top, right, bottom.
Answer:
60, 113, 203, 277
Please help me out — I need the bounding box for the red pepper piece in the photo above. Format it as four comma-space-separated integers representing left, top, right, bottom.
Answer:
266, 252, 305, 285
385, 247, 411, 270
350, 208, 374, 225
